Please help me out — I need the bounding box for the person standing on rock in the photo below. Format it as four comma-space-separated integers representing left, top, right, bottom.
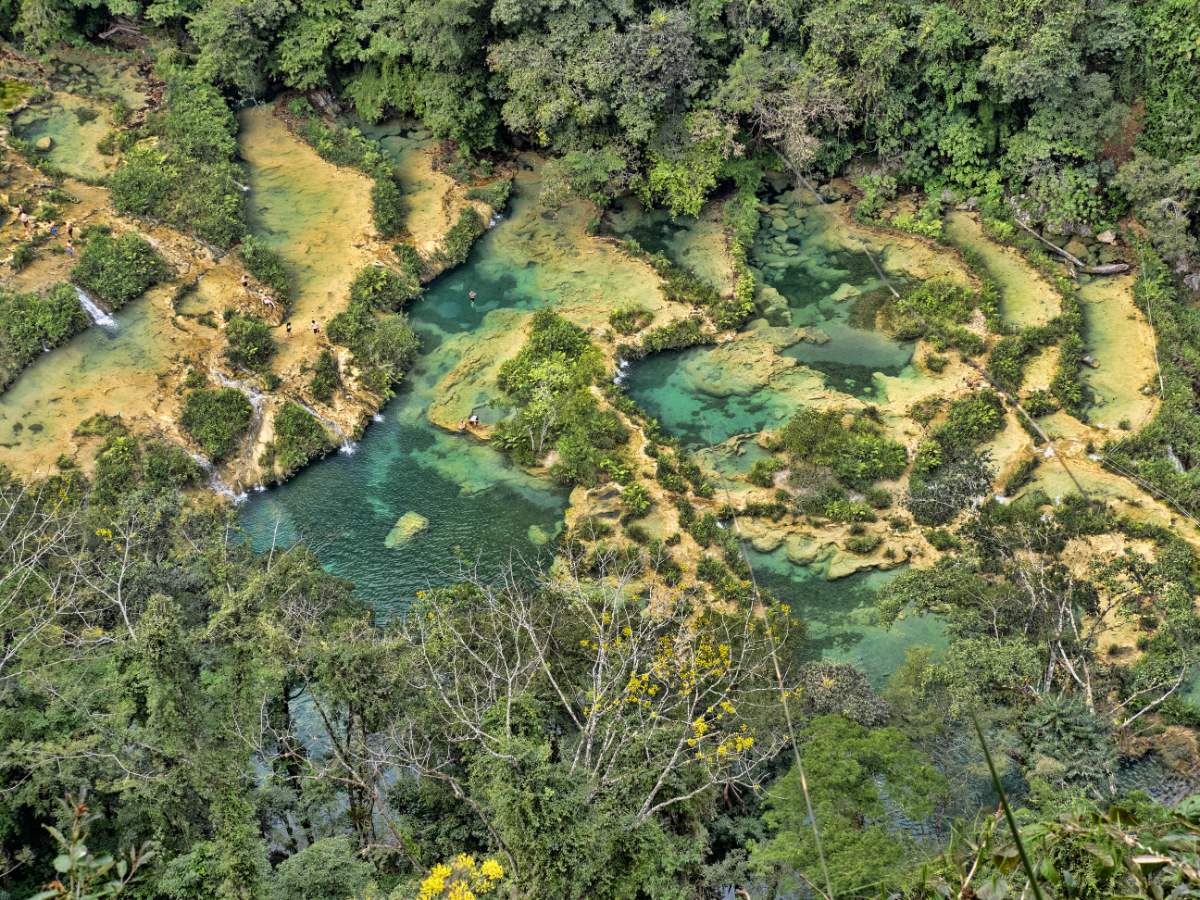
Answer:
285, 321, 292, 337
311, 319, 320, 335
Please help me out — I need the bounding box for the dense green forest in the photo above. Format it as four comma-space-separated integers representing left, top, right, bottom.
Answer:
5, 0, 1200, 898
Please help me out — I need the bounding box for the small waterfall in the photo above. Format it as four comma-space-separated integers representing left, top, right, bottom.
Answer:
293, 399, 349, 448
612, 358, 630, 386
372, 413, 384, 423
75, 285, 116, 329
186, 450, 214, 474
210, 475, 249, 505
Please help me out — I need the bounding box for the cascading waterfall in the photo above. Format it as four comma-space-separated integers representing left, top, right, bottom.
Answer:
75, 285, 116, 329
612, 358, 630, 386
293, 399, 357, 455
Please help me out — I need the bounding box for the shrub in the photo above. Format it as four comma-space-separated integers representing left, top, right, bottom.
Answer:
371, 176, 405, 237
269, 402, 332, 476
349, 265, 421, 311
73, 232, 169, 310
432, 207, 486, 268
636, 315, 710, 356
393, 242, 425, 281
775, 408, 906, 489
622, 482, 652, 519
327, 303, 420, 395
609, 303, 653, 335
109, 67, 244, 247
180, 387, 253, 461
238, 235, 291, 303
223, 314, 276, 370
748, 456, 784, 488
845, 533, 882, 554
0, 283, 88, 388
465, 176, 513, 211
309, 349, 340, 402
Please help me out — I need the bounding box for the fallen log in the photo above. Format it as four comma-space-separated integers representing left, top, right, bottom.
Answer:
1015, 219, 1130, 275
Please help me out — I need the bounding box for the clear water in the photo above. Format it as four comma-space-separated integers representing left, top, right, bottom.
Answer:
625, 197, 917, 448
747, 548, 947, 689
237, 223, 571, 618
0, 296, 173, 474
12, 93, 115, 181
237, 159, 670, 616
624, 345, 800, 448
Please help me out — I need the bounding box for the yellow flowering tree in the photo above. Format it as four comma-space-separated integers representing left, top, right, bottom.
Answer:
414, 854, 505, 900
388, 544, 798, 840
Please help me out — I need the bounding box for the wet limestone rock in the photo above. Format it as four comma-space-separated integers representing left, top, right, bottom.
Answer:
385, 511, 429, 548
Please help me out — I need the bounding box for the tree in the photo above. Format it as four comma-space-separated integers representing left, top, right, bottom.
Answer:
750, 715, 946, 896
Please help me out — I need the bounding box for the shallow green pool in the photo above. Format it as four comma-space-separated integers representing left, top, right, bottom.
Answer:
238, 219, 570, 618
747, 548, 947, 688
624, 195, 916, 448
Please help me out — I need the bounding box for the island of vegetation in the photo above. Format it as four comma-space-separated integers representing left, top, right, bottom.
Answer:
3, 1, 1200, 898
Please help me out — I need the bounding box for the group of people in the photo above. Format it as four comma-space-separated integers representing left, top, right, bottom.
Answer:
9, 204, 75, 255
239, 273, 321, 336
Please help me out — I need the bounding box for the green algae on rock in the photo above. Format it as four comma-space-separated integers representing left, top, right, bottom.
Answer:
385, 511, 430, 548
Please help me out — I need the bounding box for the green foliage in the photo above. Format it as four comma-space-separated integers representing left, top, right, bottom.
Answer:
0, 283, 88, 389
493, 311, 627, 485
180, 388, 253, 462
751, 716, 946, 896
73, 232, 169, 311
988, 325, 1057, 393
308, 348, 340, 402
633, 315, 710, 358
889, 197, 945, 238
890, 277, 989, 351
109, 67, 244, 248
625, 242, 752, 331
608, 303, 653, 335
267, 837, 375, 900
268, 402, 332, 476
237, 236, 291, 304
326, 303, 420, 396
223, 314, 276, 371
349, 265, 421, 311
370, 176, 405, 237
465, 177, 513, 211
295, 110, 392, 177
773, 408, 906, 490
431, 208, 487, 269
621, 482, 651, 519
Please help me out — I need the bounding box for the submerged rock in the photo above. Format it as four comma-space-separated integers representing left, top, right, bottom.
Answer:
34, 136, 52, 151
384, 511, 429, 548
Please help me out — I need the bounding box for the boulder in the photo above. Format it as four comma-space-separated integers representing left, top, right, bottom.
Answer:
384, 511, 429, 549
34, 136, 52, 152
1064, 238, 1090, 261
1096, 229, 1117, 245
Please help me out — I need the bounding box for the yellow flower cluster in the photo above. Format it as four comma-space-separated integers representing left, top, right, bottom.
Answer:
417, 854, 505, 900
